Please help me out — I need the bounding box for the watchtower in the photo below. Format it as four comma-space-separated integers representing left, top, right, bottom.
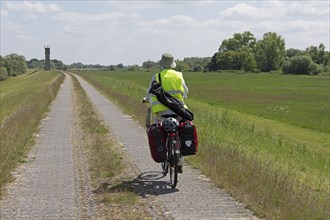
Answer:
44, 46, 51, 70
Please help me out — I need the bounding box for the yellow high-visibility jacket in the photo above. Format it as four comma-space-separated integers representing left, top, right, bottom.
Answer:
151, 69, 188, 114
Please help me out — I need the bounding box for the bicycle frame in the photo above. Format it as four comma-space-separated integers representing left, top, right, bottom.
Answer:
163, 129, 181, 188
143, 104, 181, 188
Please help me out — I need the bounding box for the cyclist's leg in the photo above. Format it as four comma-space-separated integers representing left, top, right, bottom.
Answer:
177, 155, 183, 173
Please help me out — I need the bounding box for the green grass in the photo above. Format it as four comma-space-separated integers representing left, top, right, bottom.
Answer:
0, 70, 62, 122
0, 70, 64, 194
71, 74, 123, 179
77, 70, 329, 133
76, 70, 329, 220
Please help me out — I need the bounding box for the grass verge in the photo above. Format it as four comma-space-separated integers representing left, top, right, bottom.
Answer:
76, 70, 329, 220
71, 74, 151, 219
0, 71, 64, 196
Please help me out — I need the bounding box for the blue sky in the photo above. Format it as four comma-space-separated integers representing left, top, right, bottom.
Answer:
1, 0, 329, 65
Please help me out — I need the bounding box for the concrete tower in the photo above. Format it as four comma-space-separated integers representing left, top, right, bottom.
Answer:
44, 46, 50, 70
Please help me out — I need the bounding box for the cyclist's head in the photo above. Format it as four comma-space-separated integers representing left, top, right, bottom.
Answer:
159, 53, 176, 69
162, 117, 179, 132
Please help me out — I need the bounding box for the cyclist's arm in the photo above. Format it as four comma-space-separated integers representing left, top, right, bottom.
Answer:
182, 77, 188, 99
145, 74, 156, 102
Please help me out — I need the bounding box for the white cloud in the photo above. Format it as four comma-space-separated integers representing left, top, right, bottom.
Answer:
265, 1, 329, 17
2, 21, 36, 42
52, 11, 129, 25
221, 2, 285, 20
222, 1, 329, 20
222, 3, 264, 18
218, 1, 329, 49
22, 14, 38, 21
141, 15, 196, 28
192, 1, 217, 5
1, 0, 328, 64
6, 1, 61, 13
106, 1, 167, 9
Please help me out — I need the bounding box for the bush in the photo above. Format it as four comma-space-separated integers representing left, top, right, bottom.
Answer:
0, 67, 8, 81
282, 55, 321, 75
323, 65, 330, 75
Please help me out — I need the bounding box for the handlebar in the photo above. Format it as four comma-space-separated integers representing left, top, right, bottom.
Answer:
142, 97, 149, 104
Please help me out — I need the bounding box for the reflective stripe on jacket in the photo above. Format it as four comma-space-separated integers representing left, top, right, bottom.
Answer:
151, 69, 187, 114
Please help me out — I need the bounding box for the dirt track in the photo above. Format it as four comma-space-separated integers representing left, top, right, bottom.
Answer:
0, 72, 259, 219
0, 73, 95, 219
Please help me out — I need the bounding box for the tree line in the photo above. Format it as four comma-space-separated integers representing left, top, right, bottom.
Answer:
0, 54, 67, 81
1, 31, 329, 81
0, 54, 28, 80
208, 31, 328, 75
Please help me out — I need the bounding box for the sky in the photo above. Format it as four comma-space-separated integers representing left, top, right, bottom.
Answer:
1, 0, 329, 66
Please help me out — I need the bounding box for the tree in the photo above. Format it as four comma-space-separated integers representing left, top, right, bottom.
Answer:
216, 51, 242, 70
240, 48, 257, 71
175, 60, 189, 72
285, 48, 303, 59
116, 63, 124, 69
219, 31, 256, 52
208, 52, 221, 71
210, 31, 257, 72
208, 49, 256, 71
70, 62, 85, 68
183, 57, 211, 72
306, 43, 326, 65
255, 32, 286, 72
0, 67, 8, 81
52, 59, 66, 69
27, 58, 41, 68
4, 53, 27, 75
323, 51, 330, 67
282, 55, 321, 75
142, 60, 159, 69
127, 65, 140, 71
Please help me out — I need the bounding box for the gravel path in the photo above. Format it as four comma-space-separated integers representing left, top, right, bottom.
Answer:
74, 74, 259, 220
0, 73, 95, 219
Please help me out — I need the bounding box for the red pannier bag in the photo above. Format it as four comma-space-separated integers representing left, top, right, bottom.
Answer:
178, 120, 198, 156
146, 124, 167, 162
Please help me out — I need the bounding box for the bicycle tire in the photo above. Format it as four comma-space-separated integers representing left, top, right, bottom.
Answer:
161, 161, 168, 176
169, 151, 178, 189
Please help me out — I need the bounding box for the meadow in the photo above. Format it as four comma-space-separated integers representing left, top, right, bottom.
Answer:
0, 70, 64, 194
77, 69, 329, 220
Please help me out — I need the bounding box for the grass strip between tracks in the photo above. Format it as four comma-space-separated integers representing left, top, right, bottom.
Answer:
71, 74, 152, 219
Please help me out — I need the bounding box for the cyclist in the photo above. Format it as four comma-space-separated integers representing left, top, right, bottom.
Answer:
144, 52, 189, 173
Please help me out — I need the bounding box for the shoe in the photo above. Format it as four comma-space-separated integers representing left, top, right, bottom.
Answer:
177, 166, 183, 173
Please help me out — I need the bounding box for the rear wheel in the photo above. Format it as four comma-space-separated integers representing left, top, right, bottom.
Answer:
169, 151, 178, 189
161, 161, 168, 175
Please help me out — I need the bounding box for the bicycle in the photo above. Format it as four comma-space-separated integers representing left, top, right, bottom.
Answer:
143, 99, 182, 189
160, 116, 182, 189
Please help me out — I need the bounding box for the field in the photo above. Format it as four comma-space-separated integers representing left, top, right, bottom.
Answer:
76, 69, 329, 220
0, 70, 64, 194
